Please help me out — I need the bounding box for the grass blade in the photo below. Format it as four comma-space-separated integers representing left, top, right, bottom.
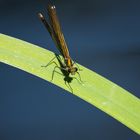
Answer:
0, 33, 140, 134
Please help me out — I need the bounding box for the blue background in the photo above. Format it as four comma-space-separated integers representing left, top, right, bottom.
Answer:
0, 0, 140, 139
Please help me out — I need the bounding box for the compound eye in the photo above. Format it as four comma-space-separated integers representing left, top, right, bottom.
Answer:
51, 5, 56, 9
75, 67, 78, 72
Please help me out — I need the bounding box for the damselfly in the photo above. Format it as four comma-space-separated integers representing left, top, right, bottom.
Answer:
38, 4, 82, 82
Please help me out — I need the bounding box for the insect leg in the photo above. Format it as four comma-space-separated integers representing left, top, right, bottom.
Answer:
41, 56, 57, 68
72, 76, 82, 84
51, 67, 73, 92
65, 80, 73, 93
76, 71, 84, 83
51, 65, 62, 81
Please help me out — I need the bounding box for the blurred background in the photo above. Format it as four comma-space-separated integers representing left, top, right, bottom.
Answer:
0, 0, 140, 139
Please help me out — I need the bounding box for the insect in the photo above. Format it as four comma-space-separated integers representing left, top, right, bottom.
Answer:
38, 4, 82, 83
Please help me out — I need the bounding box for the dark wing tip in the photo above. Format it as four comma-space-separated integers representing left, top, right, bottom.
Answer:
47, 3, 56, 11
38, 13, 45, 21
38, 13, 43, 18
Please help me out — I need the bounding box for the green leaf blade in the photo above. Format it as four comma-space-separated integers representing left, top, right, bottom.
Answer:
0, 33, 140, 134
